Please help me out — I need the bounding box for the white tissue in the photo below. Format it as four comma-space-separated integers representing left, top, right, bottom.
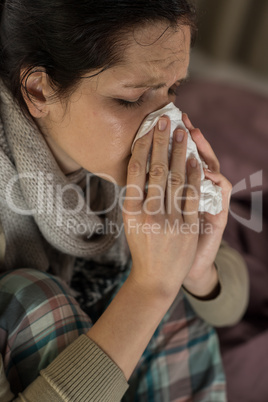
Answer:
131, 102, 222, 215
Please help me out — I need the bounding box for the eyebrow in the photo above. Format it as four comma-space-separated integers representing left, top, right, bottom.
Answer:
123, 76, 189, 89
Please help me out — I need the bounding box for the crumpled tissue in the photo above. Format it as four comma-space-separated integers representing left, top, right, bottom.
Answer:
131, 102, 222, 215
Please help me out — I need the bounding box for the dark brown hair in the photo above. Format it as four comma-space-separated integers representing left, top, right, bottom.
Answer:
0, 0, 197, 113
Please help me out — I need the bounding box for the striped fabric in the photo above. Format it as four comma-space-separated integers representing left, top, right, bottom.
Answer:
41, 334, 128, 402
0, 267, 226, 401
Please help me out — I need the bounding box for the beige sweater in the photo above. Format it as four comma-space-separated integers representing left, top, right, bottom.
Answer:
0, 235, 249, 402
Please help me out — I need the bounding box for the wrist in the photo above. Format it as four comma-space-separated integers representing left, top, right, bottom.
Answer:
127, 268, 182, 305
87, 272, 179, 380
183, 263, 220, 300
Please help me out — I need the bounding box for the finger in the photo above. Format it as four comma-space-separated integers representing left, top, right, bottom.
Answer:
182, 113, 220, 173
191, 128, 220, 173
183, 157, 201, 224
146, 116, 170, 214
124, 129, 154, 214
182, 113, 195, 130
204, 171, 232, 211
166, 129, 188, 217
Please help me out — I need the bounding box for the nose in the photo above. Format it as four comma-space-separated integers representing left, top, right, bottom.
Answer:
148, 96, 171, 114
148, 92, 172, 115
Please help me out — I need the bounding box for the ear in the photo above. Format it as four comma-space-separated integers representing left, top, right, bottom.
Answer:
20, 69, 52, 118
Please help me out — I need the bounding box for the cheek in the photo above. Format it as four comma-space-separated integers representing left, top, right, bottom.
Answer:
66, 93, 148, 163
91, 108, 144, 157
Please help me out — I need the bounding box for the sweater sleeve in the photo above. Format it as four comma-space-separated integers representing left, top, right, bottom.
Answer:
13, 335, 128, 402
182, 240, 249, 327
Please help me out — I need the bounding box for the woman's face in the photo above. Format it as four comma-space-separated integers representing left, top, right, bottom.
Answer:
38, 22, 191, 186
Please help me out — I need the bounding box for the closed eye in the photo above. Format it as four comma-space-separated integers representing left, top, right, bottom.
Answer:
115, 97, 145, 108
115, 78, 188, 109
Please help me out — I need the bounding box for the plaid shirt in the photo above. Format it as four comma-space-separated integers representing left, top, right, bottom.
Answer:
0, 265, 226, 401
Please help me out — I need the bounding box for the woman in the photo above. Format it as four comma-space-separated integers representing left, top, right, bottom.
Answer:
0, 0, 249, 401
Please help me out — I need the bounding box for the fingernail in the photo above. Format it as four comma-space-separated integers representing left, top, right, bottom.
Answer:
175, 130, 184, 143
158, 117, 168, 131
190, 158, 197, 168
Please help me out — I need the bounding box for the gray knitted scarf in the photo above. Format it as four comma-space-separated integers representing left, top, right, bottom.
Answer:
0, 79, 130, 283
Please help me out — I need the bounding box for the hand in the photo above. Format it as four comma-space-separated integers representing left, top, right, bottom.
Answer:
123, 116, 201, 301
181, 113, 232, 298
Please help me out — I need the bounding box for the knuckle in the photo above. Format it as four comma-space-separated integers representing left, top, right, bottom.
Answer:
135, 136, 150, 149
143, 212, 165, 229
149, 163, 168, 179
186, 186, 200, 200
128, 160, 143, 175
144, 213, 157, 226
168, 171, 184, 187
192, 127, 202, 138
154, 135, 168, 147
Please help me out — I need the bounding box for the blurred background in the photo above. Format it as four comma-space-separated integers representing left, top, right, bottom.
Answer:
189, 0, 268, 94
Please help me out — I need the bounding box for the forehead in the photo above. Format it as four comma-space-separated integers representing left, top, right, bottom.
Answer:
126, 23, 190, 61
95, 22, 191, 89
